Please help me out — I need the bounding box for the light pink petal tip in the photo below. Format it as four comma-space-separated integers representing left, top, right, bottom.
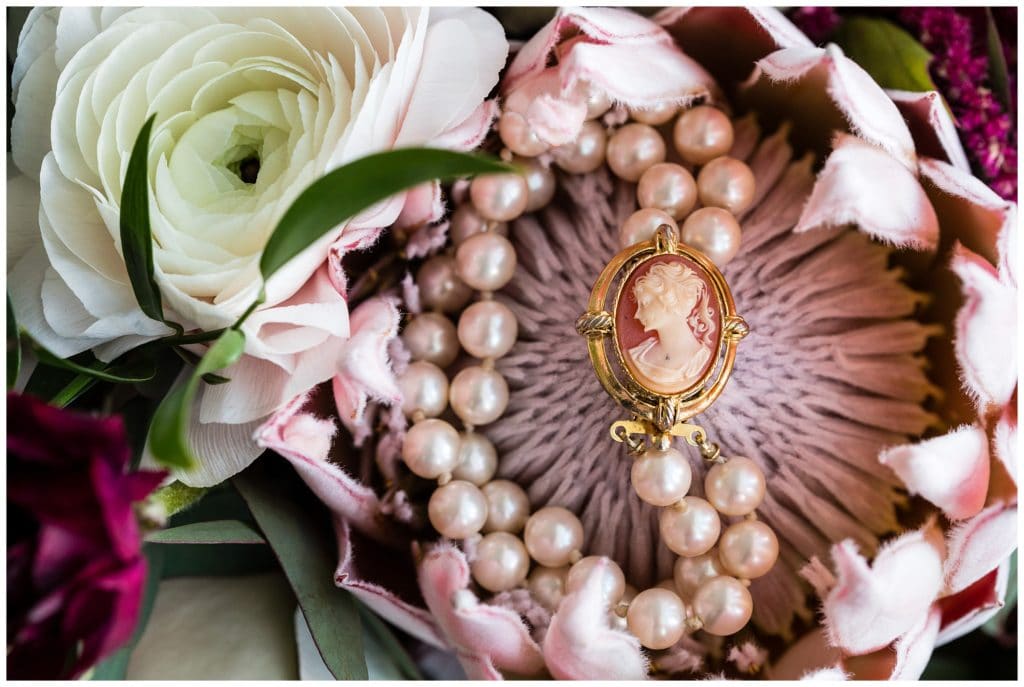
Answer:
656, 6, 814, 52
333, 296, 403, 435
794, 133, 938, 250
942, 503, 1018, 596
256, 394, 397, 543
417, 544, 544, 679
887, 90, 971, 172
543, 558, 647, 680
879, 425, 990, 521
949, 243, 1017, 411
756, 45, 916, 170
822, 528, 943, 655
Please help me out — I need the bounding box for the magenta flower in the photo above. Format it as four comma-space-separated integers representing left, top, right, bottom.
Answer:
257, 7, 1016, 680
7, 393, 165, 679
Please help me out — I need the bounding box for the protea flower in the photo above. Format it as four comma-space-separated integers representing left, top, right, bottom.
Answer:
259, 7, 1016, 680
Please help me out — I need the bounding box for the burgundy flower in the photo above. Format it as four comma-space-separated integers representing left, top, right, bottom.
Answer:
7, 393, 165, 679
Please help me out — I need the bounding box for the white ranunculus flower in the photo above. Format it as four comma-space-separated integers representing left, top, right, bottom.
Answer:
8, 7, 507, 484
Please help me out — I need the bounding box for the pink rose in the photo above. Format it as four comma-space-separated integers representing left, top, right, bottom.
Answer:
7, 392, 165, 679
8, 7, 508, 485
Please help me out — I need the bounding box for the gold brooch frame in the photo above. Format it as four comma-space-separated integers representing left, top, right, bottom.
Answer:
576, 225, 749, 443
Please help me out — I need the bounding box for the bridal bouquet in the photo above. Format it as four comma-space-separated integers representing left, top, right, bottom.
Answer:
6, 5, 1017, 681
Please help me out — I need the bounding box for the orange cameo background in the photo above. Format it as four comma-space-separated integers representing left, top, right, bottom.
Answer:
615, 255, 721, 395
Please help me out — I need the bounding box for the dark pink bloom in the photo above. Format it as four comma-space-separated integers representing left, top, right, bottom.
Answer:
7, 393, 165, 679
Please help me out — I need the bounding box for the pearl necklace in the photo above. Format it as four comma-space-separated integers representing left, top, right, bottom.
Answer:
398, 98, 777, 653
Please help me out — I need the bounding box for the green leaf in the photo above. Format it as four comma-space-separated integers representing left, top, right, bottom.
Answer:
31, 341, 155, 383
145, 519, 265, 545
357, 603, 424, 680
120, 114, 171, 327
259, 148, 511, 280
147, 328, 245, 469
90, 545, 165, 680
8, 292, 21, 389
234, 460, 368, 680
985, 9, 1012, 113
49, 374, 99, 408
835, 16, 937, 93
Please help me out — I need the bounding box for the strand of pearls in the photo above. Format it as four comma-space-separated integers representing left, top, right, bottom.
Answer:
399, 92, 776, 652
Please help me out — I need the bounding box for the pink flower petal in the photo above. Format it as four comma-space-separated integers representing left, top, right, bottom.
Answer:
942, 503, 1017, 595
887, 89, 971, 172
949, 243, 1017, 410
255, 393, 399, 543
794, 133, 938, 250
505, 7, 669, 92
394, 181, 444, 231
756, 45, 916, 170
801, 666, 849, 680
993, 400, 1018, 487
333, 518, 445, 648
655, 7, 813, 89
417, 544, 545, 679
543, 557, 647, 680
889, 606, 941, 679
919, 156, 1016, 267
332, 297, 402, 436
766, 628, 843, 680
936, 563, 1008, 645
879, 425, 990, 520
430, 99, 499, 152
822, 529, 943, 655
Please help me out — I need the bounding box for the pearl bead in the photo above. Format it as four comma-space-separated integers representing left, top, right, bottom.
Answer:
630, 101, 678, 126
704, 457, 766, 516
626, 588, 687, 650
528, 565, 569, 611
471, 532, 530, 592
578, 81, 613, 119
673, 550, 725, 600
458, 300, 518, 360
401, 419, 461, 479
498, 111, 548, 157
455, 232, 517, 292
482, 480, 531, 533
697, 156, 756, 215
673, 105, 734, 165
417, 255, 473, 313
398, 361, 449, 418
636, 163, 697, 220
449, 366, 509, 426
452, 432, 497, 485
618, 208, 678, 248
680, 207, 742, 267
606, 123, 666, 182
553, 120, 607, 174
428, 480, 488, 539
470, 173, 529, 222
659, 497, 721, 557
520, 158, 557, 212
524, 506, 584, 567
449, 204, 506, 246
402, 313, 459, 368
718, 520, 778, 580
565, 556, 626, 605
630, 446, 692, 507
692, 575, 752, 636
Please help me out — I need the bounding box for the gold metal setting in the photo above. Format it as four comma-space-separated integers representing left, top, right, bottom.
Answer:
580, 225, 748, 443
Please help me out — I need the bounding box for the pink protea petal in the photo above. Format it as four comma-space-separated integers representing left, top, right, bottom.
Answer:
949, 243, 1017, 410
889, 606, 941, 679
766, 628, 843, 680
394, 182, 444, 231
802, 666, 849, 680
937, 561, 1009, 645
417, 544, 544, 679
942, 503, 1017, 596
256, 394, 398, 543
887, 90, 971, 172
793, 133, 938, 250
822, 529, 943, 655
333, 518, 444, 648
878, 425, 990, 520
993, 400, 1017, 487
332, 297, 402, 435
919, 156, 1016, 266
504, 7, 668, 92
755, 45, 916, 170
542, 558, 647, 680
